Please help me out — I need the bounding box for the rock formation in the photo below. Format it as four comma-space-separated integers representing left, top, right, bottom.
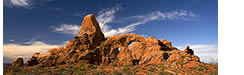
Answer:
12, 57, 24, 67
184, 46, 194, 55
12, 14, 200, 67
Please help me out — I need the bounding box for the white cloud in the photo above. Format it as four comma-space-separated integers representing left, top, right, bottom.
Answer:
177, 44, 218, 63
4, 0, 55, 8
140, 34, 148, 38
9, 39, 15, 42
191, 45, 218, 52
96, 6, 195, 37
96, 5, 121, 36
3, 41, 62, 63
4, 0, 33, 8
191, 45, 218, 63
52, 24, 80, 35
196, 53, 218, 63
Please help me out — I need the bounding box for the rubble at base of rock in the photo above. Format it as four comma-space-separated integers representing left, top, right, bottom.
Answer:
12, 14, 200, 67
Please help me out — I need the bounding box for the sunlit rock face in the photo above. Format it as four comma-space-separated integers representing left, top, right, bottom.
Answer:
14, 14, 200, 67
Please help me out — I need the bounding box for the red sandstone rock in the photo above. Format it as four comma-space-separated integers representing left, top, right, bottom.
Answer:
184, 46, 194, 55
78, 14, 105, 47
12, 57, 24, 67
47, 47, 64, 55
160, 39, 172, 47
19, 14, 201, 67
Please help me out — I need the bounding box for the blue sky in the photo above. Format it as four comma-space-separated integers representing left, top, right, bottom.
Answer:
3, 0, 218, 63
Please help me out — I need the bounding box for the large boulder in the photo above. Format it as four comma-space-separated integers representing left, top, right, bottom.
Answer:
12, 57, 24, 67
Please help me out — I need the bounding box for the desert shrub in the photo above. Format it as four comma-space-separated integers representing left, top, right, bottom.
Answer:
134, 65, 143, 70
73, 63, 86, 71
210, 69, 218, 75
11, 67, 22, 72
99, 66, 104, 69
93, 69, 107, 75
113, 70, 122, 75
56, 68, 66, 72
111, 63, 117, 67
88, 64, 96, 69
122, 70, 136, 75
124, 64, 131, 67
141, 67, 145, 70
73, 71, 87, 75
157, 71, 172, 75
197, 65, 207, 71
189, 64, 207, 72
73, 66, 81, 71
67, 61, 75, 65
178, 59, 188, 65
23, 70, 40, 75
157, 64, 166, 71
122, 67, 130, 72
39, 64, 47, 69
148, 67, 156, 72
146, 72, 153, 75
78, 63, 85, 67
3, 68, 10, 75
80, 66, 87, 71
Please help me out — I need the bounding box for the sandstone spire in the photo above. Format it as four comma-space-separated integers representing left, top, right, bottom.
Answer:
78, 14, 105, 46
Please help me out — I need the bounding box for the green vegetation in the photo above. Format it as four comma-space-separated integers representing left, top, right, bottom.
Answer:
92, 69, 107, 75
122, 67, 130, 72
157, 71, 172, 75
4, 63, 218, 75
148, 66, 156, 72
11, 67, 22, 72
56, 67, 65, 71
111, 63, 117, 67
87, 64, 96, 69
157, 64, 166, 71
113, 70, 122, 75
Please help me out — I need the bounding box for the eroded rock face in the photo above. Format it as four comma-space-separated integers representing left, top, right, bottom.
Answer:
20, 14, 201, 67
12, 57, 24, 67
184, 46, 194, 55
78, 14, 105, 47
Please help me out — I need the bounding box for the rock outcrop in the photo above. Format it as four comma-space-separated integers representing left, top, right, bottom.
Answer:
12, 14, 201, 67
184, 46, 194, 55
12, 57, 24, 67
78, 14, 105, 47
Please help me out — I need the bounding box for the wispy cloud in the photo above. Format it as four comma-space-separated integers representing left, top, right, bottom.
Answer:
191, 45, 218, 52
9, 39, 15, 42
191, 45, 218, 63
197, 53, 218, 63
96, 5, 121, 36
4, 0, 55, 9
52, 24, 80, 35
3, 41, 62, 63
97, 6, 195, 37
52, 6, 195, 37
4, 0, 33, 8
